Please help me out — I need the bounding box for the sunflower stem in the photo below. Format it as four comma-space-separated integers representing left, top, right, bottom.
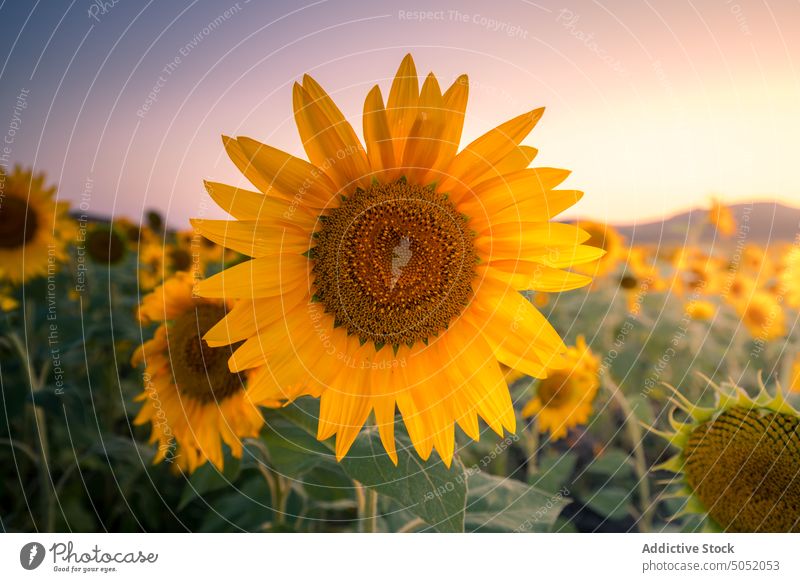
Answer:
247, 438, 287, 526
603, 376, 653, 533
355, 481, 379, 533
8, 331, 55, 532
397, 516, 425, 533
524, 418, 540, 473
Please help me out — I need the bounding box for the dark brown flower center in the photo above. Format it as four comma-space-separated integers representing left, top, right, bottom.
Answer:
584, 227, 608, 251
619, 275, 638, 290
684, 406, 800, 532
311, 180, 477, 350
86, 228, 126, 265
0, 195, 38, 249
536, 372, 573, 408
169, 247, 193, 272
168, 304, 243, 403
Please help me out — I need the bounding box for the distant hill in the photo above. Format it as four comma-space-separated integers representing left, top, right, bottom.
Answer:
608, 201, 800, 245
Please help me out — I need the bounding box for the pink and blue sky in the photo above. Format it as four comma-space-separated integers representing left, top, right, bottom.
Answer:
1, 0, 798, 227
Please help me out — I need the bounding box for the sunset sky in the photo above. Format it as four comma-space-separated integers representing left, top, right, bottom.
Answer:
1, 0, 798, 227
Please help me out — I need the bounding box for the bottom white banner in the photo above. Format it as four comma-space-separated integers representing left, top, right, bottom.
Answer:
1, 533, 798, 581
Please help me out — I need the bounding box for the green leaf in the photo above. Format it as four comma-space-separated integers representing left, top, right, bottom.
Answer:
261, 412, 334, 475
585, 448, 633, 478
465, 471, 569, 532
583, 486, 632, 520
530, 450, 578, 493
341, 427, 466, 533
264, 400, 467, 532
178, 457, 241, 510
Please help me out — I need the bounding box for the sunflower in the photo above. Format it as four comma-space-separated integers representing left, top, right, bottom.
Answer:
0, 165, 73, 284
790, 354, 800, 395
707, 197, 736, 237
722, 272, 755, 305
619, 247, 663, 313
137, 236, 204, 291
113, 216, 155, 249
132, 272, 269, 472
191, 54, 603, 466
165, 242, 195, 274
137, 239, 165, 290
572, 221, 624, 278
521, 335, 600, 440
685, 299, 716, 321
85, 224, 127, 266
0, 284, 18, 311
176, 228, 234, 276
735, 290, 786, 340
778, 243, 800, 309
740, 243, 767, 273
655, 380, 800, 532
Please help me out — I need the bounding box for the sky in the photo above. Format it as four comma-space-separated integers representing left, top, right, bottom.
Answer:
1, 0, 798, 228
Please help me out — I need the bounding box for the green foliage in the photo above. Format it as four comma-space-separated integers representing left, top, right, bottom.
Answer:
465, 471, 568, 532
3, 222, 798, 533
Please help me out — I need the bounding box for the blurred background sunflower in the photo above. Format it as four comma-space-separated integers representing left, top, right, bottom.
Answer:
0, 165, 73, 284
132, 272, 271, 472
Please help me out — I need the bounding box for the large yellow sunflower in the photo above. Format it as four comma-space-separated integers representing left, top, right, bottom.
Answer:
191, 55, 603, 465
521, 336, 600, 440
132, 272, 271, 472
0, 165, 73, 284
656, 380, 800, 532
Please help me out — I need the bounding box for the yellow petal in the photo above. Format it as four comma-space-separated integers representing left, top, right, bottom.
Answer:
234, 137, 336, 208
436, 74, 469, 168
194, 254, 309, 298
440, 107, 545, 196
190, 218, 310, 257
362, 85, 397, 177
464, 168, 572, 214
204, 292, 309, 347
403, 73, 446, 180
476, 222, 590, 260
292, 82, 371, 190
203, 180, 314, 223
443, 320, 516, 434
386, 54, 419, 160
475, 145, 538, 181
479, 263, 592, 293
373, 386, 399, 465
222, 135, 274, 195
468, 279, 566, 377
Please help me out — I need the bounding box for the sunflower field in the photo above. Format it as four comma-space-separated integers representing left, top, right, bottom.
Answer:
1, 55, 799, 534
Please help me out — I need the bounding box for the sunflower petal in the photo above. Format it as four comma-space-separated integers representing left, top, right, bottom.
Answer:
403, 73, 446, 180
235, 137, 336, 208
386, 53, 419, 159
440, 107, 545, 196
480, 263, 592, 292
293, 82, 371, 190
190, 218, 310, 257
203, 180, 314, 223
194, 255, 309, 298
437, 74, 469, 168
362, 85, 397, 177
